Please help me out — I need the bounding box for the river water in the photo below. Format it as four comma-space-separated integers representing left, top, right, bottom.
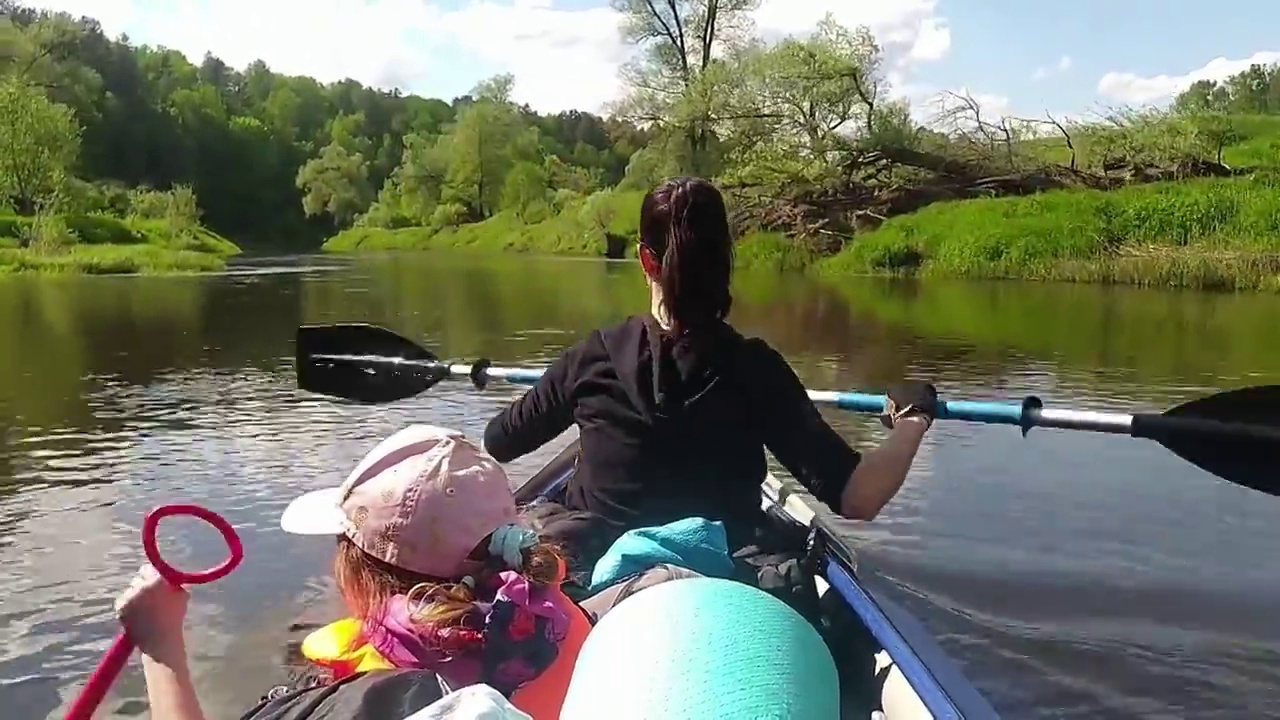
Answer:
1, 253, 1278, 719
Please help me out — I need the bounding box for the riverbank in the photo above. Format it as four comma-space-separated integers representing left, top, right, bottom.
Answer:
0, 214, 241, 274
321, 172, 1280, 289
322, 188, 814, 271
816, 173, 1280, 292
324, 190, 644, 255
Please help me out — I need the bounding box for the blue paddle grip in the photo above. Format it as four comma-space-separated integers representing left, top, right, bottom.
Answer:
831, 393, 1026, 425
503, 368, 546, 384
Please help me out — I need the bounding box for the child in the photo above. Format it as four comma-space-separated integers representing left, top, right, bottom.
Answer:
279, 424, 591, 717
116, 424, 591, 720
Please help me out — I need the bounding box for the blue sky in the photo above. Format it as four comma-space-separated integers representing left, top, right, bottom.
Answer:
27, 0, 1280, 119
927, 0, 1280, 117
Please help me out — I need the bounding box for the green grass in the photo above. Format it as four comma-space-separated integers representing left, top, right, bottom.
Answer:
324, 190, 646, 255
0, 244, 229, 274
1218, 115, 1280, 167
324, 189, 810, 271
818, 173, 1280, 291
0, 213, 241, 275
732, 231, 815, 271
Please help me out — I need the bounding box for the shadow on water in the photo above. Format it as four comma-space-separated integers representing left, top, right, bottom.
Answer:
0, 253, 1277, 719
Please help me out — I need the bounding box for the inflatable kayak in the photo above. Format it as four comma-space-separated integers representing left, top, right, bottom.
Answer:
514, 442, 1001, 720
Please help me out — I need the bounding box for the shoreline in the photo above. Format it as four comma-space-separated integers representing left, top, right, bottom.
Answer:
318, 174, 1280, 291
0, 214, 241, 275
815, 173, 1280, 292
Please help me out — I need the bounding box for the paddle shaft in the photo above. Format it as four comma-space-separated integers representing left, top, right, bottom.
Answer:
478, 365, 1280, 441
300, 321, 1280, 494
63, 633, 134, 720
311, 353, 1244, 438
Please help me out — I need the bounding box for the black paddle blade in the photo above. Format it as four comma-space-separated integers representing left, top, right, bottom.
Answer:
1133, 385, 1280, 496
295, 323, 446, 404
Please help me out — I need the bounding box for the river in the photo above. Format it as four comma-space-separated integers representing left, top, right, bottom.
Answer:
1, 253, 1278, 719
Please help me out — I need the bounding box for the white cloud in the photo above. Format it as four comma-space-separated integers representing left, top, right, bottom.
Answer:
1031, 54, 1071, 80
1097, 50, 1280, 104
752, 0, 950, 64
27, 0, 951, 113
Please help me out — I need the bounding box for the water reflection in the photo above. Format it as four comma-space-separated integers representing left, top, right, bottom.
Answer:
1, 255, 1278, 719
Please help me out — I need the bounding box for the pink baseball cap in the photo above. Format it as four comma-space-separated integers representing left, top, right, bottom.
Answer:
280, 424, 518, 578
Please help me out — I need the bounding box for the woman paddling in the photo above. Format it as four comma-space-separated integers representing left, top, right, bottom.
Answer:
483, 177, 938, 572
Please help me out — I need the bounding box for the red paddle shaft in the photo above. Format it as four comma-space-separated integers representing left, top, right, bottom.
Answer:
63, 504, 243, 720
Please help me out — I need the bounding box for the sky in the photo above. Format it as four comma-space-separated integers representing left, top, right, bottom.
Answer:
22, 0, 1280, 121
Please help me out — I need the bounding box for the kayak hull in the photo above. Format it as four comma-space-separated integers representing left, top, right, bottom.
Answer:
514, 442, 1001, 720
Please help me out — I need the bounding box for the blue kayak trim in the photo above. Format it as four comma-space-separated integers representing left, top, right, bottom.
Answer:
515, 442, 1000, 719
824, 556, 962, 717
765, 480, 1001, 720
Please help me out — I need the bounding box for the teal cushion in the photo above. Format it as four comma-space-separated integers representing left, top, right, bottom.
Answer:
588, 517, 736, 592
561, 577, 840, 719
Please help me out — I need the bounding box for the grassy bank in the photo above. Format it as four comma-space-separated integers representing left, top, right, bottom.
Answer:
323, 188, 812, 270
817, 173, 1280, 291
325, 190, 645, 255
318, 110, 1280, 290
323, 175, 1280, 289
325, 174, 1280, 288
811, 114, 1280, 291
0, 214, 241, 274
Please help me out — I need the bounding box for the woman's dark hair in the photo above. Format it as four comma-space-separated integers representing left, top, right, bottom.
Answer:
638, 177, 734, 334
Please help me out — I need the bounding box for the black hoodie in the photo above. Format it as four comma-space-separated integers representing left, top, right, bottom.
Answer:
483, 315, 860, 547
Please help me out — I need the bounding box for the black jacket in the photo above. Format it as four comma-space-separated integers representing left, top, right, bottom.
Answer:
484, 315, 859, 547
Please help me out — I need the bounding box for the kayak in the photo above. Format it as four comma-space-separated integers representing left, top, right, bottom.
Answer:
514, 442, 1002, 719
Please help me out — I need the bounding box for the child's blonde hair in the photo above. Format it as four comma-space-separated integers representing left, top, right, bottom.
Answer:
333, 526, 564, 634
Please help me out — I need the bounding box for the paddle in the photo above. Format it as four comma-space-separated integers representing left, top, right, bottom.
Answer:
295, 322, 1280, 496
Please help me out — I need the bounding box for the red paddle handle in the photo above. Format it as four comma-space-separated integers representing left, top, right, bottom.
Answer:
142, 504, 242, 585
63, 504, 242, 720
63, 633, 136, 720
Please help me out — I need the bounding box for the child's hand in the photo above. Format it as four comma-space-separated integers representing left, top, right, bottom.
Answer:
115, 564, 189, 661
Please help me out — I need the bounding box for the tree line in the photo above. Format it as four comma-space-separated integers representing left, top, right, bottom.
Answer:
0, 0, 645, 247
2, 0, 1278, 251
1173, 64, 1280, 116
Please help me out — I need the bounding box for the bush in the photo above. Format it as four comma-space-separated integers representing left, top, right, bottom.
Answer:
22, 214, 78, 253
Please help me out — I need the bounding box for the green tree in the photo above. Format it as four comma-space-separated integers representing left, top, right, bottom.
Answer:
1173, 80, 1228, 114
1172, 65, 1280, 117
438, 76, 539, 218
362, 131, 450, 227
296, 142, 372, 226
0, 77, 80, 214
0, 3, 652, 247
718, 16, 888, 185
611, 0, 758, 174
501, 160, 550, 220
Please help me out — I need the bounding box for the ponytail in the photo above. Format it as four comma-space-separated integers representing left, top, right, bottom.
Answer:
333, 525, 565, 637
335, 523, 569, 694
640, 177, 734, 335
400, 525, 563, 638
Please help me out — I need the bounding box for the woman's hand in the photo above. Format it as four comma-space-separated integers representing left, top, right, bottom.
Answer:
880, 381, 938, 430
115, 564, 189, 662
843, 380, 938, 520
